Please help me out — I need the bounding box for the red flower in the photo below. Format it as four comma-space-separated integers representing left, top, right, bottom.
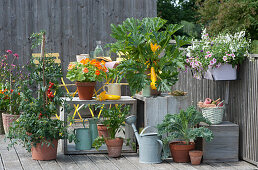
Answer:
6, 50, 12, 54
83, 68, 89, 73
10, 89, 13, 93
13, 53, 19, 59
95, 70, 100, 76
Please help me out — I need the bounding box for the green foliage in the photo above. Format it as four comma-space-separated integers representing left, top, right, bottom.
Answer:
7, 32, 75, 151
102, 105, 130, 139
109, 17, 190, 94
157, 0, 201, 38
157, 106, 213, 145
66, 59, 107, 82
92, 136, 105, 150
196, 0, 258, 40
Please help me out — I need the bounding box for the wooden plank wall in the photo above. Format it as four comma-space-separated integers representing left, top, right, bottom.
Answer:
0, 0, 157, 89
174, 55, 258, 165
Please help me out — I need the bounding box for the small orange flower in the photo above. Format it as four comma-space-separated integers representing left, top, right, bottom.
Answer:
10, 89, 13, 93
101, 60, 106, 65
68, 63, 75, 70
83, 68, 89, 73
18, 93, 20, 95
150, 42, 160, 53
95, 70, 100, 76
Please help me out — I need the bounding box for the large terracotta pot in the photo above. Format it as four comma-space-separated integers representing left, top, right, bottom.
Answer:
76, 82, 96, 100
105, 138, 123, 158
189, 150, 203, 165
97, 124, 109, 138
169, 141, 195, 163
0, 111, 5, 134
31, 139, 58, 160
2, 113, 20, 134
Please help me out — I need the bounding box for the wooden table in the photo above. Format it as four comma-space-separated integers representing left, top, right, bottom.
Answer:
60, 96, 137, 154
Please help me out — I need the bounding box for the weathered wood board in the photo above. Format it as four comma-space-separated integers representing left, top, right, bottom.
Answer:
203, 121, 239, 163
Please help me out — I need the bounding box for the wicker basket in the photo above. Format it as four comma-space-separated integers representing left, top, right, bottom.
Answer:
201, 106, 225, 124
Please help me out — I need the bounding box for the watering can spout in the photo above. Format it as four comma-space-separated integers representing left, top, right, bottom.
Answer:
125, 115, 140, 143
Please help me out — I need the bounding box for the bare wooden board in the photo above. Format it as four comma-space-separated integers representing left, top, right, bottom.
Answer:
123, 153, 156, 170
38, 160, 62, 170
105, 155, 139, 170
56, 154, 80, 169
14, 145, 42, 170
87, 154, 119, 170
207, 162, 237, 170
1, 149, 23, 170
225, 161, 258, 170
165, 159, 198, 170
70, 155, 99, 170
0, 153, 4, 170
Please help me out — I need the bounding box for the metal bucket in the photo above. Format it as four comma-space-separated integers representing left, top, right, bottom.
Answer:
74, 119, 92, 150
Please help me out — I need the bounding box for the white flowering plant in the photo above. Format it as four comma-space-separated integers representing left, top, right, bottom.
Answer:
185, 29, 250, 79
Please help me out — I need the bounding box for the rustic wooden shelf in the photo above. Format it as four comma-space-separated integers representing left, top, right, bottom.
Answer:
59, 96, 137, 155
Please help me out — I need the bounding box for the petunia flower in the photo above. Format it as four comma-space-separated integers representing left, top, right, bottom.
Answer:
6, 50, 12, 54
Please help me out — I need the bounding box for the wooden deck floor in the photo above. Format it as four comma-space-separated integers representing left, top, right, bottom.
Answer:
0, 136, 257, 170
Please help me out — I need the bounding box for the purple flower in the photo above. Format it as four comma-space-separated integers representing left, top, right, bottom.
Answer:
190, 62, 193, 66
186, 59, 189, 63
200, 50, 203, 52
11, 64, 16, 67
213, 58, 217, 63
210, 60, 214, 65
6, 50, 12, 54
13, 53, 19, 59
216, 63, 221, 68
206, 51, 210, 54
211, 42, 214, 46
223, 56, 227, 61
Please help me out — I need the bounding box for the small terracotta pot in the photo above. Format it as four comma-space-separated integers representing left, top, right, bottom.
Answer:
2, 113, 20, 134
169, 141, 195, 163
105, 138, 123, 158
189, 150, 203, 165
31, 139, 58, 160
97, 124, 109, 138
76, 81, 96, 100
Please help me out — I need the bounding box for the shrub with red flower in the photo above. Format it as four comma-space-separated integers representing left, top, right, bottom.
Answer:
66, 58, 107, 82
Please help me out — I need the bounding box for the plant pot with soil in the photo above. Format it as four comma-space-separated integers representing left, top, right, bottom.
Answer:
158, 106, 214, 163
66, 58, 107, 100
189, 150, 203, 165
93, 105, 130, 158
97, 124, 109, 138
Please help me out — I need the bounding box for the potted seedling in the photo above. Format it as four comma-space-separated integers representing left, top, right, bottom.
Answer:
157, 106, 213, 163
93, 104, 130, 157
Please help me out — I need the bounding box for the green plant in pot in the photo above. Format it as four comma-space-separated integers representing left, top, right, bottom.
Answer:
66, 58, 107, 100
157, 106, 213, 163
7, 31, 76, 161
109, 17, 190, 95
93, 104, 130, 157
0, 50, 25, 135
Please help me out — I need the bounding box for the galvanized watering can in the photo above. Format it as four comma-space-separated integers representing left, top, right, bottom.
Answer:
125, 115, 163, 163
74, 119, 92, 150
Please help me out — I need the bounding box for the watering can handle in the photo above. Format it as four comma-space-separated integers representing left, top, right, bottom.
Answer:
83, 118, 87, 128
157, 139, 163, 149
140, 126, 157, 135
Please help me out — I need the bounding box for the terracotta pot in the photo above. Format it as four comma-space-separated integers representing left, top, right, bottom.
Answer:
169, 141, 195, 163
0, 111, 5, 134
97, 124, 109, 138
189, 150, 203, 165
76, 81, 96, 100
105, 138, 123, 158
31, 139, 58, 160
2, 113, 20, 134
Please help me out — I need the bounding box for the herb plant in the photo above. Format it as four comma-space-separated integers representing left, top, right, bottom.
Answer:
157, 106, 213, 145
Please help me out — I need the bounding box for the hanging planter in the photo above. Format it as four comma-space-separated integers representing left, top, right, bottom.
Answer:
204, 64, 237, 81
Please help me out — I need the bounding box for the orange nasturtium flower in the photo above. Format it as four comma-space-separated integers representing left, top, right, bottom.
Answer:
95, 70, 100, 76
83, 68, 89, 73
80, 58, 90, 65
68, 63, 75, 70
150, 42, 160, 53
